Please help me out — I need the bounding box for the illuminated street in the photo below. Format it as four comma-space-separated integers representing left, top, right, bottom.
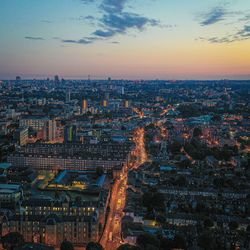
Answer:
133, 127, 149, 167
100, 127, 148, 250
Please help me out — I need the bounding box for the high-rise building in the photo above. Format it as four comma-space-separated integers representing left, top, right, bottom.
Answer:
105, 92, 110, 100
66, 89, 71, 102
64, 125, 77, 143
16, 76, 21, 81
82, 99, 88, 113
14, 127, 29, 146
20, 117, 47, 131
103, 100, 108, 107
44, 120, 57, 141
20, 117, 56, 142
54, 75, 59, 83
19, 127, 29, 146
124, 100, 130, 108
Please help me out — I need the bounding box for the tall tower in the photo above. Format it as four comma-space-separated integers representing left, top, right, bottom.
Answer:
82, 99, 88, 113
16, 76, 21, 81
105, 92, 110, 100
124, 100, 129, 108
44, 119, 57, 141
66, 89, 71, 102
64, 125, 77, 143
54, 75, 59, 83
103, 100, 108, 107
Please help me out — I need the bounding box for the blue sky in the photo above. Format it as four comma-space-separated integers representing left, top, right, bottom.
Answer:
0, 0, 249, 79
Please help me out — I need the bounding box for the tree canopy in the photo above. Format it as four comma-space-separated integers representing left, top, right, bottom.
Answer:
60, 240, 74, 250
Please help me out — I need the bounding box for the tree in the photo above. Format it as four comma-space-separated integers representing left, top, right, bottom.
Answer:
204, 218, 214, 228
228, 221, 239, 231
178, 104, 201, 118
196, 202, 206, 213
175, 175, 187, 187
55, 190, 60, 200
142, 191, 165, 211
75, 196, 82, 204
212, 114, 221, 121
169, 141, 182, 154
95, 167, 104, 177
178, 158, 191, 168
172, 234, 187, 249
136, 233, 160, 249
160, 237, 172, 250
155, 215, 166, 226
198, 232, 215, 250
145, 245, 159, 250
193, 127, 202, 138
117, 244, 142, 250
60, 240, 74, 250
1, 232, 25, 250
86, 242, 104, 250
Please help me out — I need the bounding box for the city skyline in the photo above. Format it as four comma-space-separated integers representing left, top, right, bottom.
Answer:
0, 0, 250, 80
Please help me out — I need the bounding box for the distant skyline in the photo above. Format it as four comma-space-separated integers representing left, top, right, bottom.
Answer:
0, 0, 250, 80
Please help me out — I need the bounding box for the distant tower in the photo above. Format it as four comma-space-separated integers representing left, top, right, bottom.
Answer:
82, 99, 88, 113
121, 87, 125, 95
108, 77, 112, 90
54, 75, 60, 83
103, 100, 108, 107
18, 127, 29, 146
124, 100, 129, 108
44, 119, 57, 141
105, 92, 110, 100
16, 76, 21, 81
66, 89, 71, 102
64, 125, 77, 143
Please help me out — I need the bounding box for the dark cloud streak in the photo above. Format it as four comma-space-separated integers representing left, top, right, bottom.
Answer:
199, 6, 226, 26
25, 36, 45, 41
65, 0, 164, 44
93, 0, 160, 38
198, 25, 250, 44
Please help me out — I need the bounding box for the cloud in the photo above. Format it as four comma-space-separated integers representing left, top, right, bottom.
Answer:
198, 5, 250, 27
62, 39, 92, 44
93, 29, 116, 37
93, 12, 159, 38
84, 15, 96, 21
100, 0, 128, 13
92, 0, 160, 39
25, 36, 45, 40
67, 0, 164, 44
198, 25, 250, 44
196, 5, 250, 44
62, 36, 101, 44
199, 6, 226, 26
81, 0, 95, 4
239, 13, 250, 22
236, 25, 250, 38
199, 36, 233, 43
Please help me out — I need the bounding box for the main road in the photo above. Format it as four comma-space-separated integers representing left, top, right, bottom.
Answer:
99, 127, 148, 250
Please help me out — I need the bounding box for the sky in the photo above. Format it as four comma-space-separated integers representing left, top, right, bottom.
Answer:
0, 0, 250, 80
